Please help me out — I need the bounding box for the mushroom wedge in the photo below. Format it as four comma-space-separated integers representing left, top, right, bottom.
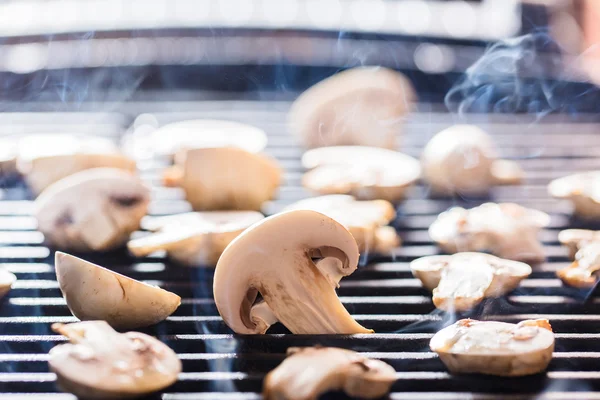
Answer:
263, 347, 396, 400
429, 202, 550, 263
163, 147, 282, 211
288, 66, 416, 150
410, 253, 532, 312
283, 195, 400, 254
0, 268, 16, 299
214, 210, 372, 334
549, 171, 600, 219
556, 230, 600, 288
128, 211, 265, 266
421, 125, 523, 196
55, 252, 181, 330
35, 168, 150, 252
49, 321, 181, 399
430, 319, 554, 376
302, 146, 421, 203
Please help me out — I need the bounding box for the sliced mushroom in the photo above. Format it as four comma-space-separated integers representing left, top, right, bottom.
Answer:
283, 195, 400, 253
128, 211, 264, 266
16, 134, 135, 195
122, 119, 268, 158
421, 125, 523, 196
558, 229, 600, 258
214, 209, 372, 334
0, 268, 16, 298
430, 319, 554, 376
49, 321, 181, 399
302, 146, 421, 203
163, 147, 282, 211
557, 241, 600, 288
548, 171, 600, 219
429, 202, 550, 263
55, 252, 181, 329
410, 253, 532, 312
289, 66, 415, 150
263, 346, 396, 400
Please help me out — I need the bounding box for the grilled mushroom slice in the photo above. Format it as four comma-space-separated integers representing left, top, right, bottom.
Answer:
16, 134, 135, 195
431, 319, 554, 376
302, 146, 421, 203
264, 347, 396, 400
0, 268, 16, 298
55, 252, 181, 329
283, 195, 400, 254
128, 211, 264, 266
421, 125, 523, 195
163, 147, 282, 211
35, 168, 150, 252
549, 171, 600, 218
214, 210, 372, 334
289, 66, 415, 150
49, 321, 181, 399
410, 253, 531, 312
429, 202, 550, 263
558, 229, 600, 258
557, 240, 600, 288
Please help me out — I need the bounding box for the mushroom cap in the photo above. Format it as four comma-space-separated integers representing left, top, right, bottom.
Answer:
430, 319, 554, 376
214, 209, 372, 334
429, 202, 549, 263
35, 168, 150, 252
55, 252, 181, 330
0, 268, 16, 299
421, 125, 522, 195
49, 321, 181, 399
558, 229, 600, 259
263, 346, 396, 400
548, 171, 600, 218
164, 147, 282, 211
289, 66, 416, 150
557, 242, 600, 288
410, 253, 532, 312
302, 146, 421, 203
128, 211, 265, 266
123, 119, 268, 158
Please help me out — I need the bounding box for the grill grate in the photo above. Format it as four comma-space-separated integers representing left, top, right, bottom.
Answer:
1, 101, 600, 399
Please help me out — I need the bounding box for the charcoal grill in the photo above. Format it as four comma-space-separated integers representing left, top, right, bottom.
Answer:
1, 101, 600, 400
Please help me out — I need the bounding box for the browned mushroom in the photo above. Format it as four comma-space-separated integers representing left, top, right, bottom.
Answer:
556, 233, 600, 288
289, 66, 416, 150
429, 202, 550, 263
558, 229, 600, 258
549, 171, 600, 219
431, 319, 554, 376
263, 347, 396, 400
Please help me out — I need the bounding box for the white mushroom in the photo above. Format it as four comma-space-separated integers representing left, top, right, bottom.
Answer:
214, 209, 372, 334
283, 195, 400, 253
558, 229, 600, 258
302, 146, 421, 203
557, 240, 600, 288
55, 252, 181, 329
410, 253, 532, 312
35, 168, 150, 252
430, 319, 554, 376
549, 171, 600, 219
0, 268, 16, 298
16, 134, 135, 195
128, 211, 264, 266
421, 125, 523, 195
163, 147, 282, 211
122, 119, 268, 158
429, 202, 550, 263
49, 321, 181, 399
289, 66, 416, 150
263, 347, 396, 400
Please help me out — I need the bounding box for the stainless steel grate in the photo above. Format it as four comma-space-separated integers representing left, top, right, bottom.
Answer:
1, 101, 600, 399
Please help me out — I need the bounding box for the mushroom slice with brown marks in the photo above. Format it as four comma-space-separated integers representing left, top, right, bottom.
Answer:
35, 168, 150, 252
283, 195, 400, 254
128, 211, 265, 266
288, 66, 416, 150
430, 319, 554, 376
0, 268, 16, 298
302, 146, 421, 203
55, 252, 181, 330
421, 125, 523, 196
263, 346, 396, 400
49, 321, 181, 399
163, 147, 282, 211
410, 253, 531, 312
429, 202, 550, 263
549, 171, 600, 219
557, 240, 600, 288
214, 209, 373, 334
558, 229, 600, 258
